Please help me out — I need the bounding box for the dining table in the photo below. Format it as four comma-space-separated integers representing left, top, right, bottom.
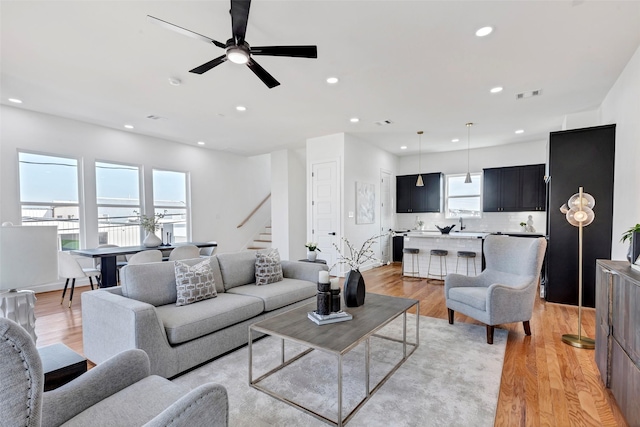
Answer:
72, 242, 217, 287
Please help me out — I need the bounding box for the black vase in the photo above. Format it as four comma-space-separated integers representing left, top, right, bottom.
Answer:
344, 269, 365, 307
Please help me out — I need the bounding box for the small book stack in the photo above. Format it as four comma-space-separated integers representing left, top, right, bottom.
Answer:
307, 310, 352, 325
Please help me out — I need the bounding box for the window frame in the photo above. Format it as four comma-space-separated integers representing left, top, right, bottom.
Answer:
95, 160, 143, 246
444, 172, 483, 219
17, 150, 84, 250
151, 168, 191, 243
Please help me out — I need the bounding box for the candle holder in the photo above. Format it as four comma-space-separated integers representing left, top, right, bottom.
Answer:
316, 281, 331, 315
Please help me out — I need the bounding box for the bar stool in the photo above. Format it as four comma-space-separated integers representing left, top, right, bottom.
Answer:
402, 248, 420, 278
427, 249, 448, 280
456, 251, 477, 276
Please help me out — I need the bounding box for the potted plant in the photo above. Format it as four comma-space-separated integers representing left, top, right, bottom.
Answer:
134, 210, 167, 247
305, 242, 321, 261
621, 223, 640, 263
520, 221, 527, 232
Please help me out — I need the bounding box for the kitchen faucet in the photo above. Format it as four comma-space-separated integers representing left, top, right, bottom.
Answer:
459, 217, 466, 230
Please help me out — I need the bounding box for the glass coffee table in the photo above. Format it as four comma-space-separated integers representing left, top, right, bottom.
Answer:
249, 293, 419, 426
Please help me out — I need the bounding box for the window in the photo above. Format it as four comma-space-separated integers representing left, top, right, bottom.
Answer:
445, 173, 482, 219
153, 169, 189, 243
18, 152, 81, 250
96, 161, 141, 246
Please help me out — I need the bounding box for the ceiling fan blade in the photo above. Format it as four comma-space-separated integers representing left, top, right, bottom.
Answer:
147, 15, 226, 49
230, 0, 251, 44
247, 58, 280, 89
189, 55, 228, 74
251, 45, 318, 58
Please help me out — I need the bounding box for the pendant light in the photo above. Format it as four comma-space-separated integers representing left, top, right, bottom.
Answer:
464, 123, 473, 184
416, 131, 424, 186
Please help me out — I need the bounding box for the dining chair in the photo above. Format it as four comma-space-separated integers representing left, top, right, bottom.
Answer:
199, 244, 217, 257
169, 245, 200, 261
127, 249, 163, 265
58, 251, 102, 307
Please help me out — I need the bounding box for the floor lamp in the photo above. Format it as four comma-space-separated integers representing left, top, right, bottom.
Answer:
560, 187, 596, 349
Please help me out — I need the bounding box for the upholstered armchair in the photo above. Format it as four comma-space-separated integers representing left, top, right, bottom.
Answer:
444, 235, 547, 344
0, 317, 228, 427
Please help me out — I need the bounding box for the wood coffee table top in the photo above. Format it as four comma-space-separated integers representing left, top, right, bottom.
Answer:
251, 293, 418, 354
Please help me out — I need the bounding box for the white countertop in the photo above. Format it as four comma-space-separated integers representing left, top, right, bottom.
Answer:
405, 231, 489, 239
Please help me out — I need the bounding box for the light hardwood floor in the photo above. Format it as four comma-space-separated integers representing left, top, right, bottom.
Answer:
33, 263, 627, 426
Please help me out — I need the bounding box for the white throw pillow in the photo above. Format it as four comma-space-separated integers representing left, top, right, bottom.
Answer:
255, 249, 283, 285
175, 258, 217, 306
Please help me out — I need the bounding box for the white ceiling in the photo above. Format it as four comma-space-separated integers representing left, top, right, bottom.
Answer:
2, 1, 639, 157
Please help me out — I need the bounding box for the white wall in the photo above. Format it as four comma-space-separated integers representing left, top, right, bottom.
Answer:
600, 44, 640, 260
1, 105, 271, 290
271, 148, 307, 261
343, 133, 398, 271
396, 139, 548, 233
306, 133, 399, 274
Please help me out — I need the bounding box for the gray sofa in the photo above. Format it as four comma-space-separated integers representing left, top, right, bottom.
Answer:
82, 250, 327, 378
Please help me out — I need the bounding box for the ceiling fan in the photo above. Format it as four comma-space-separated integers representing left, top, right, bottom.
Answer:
148, 0, 317, 89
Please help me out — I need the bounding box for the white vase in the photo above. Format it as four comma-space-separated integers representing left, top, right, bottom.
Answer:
307, 251, 317, 262
143, 231, 162, 248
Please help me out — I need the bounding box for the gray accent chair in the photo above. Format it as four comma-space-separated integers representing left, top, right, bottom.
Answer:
0, 317, 228, 427
444, 235, 547, 344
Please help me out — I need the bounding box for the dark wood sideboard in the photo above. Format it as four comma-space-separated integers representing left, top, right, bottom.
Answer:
595, 260, 640, 426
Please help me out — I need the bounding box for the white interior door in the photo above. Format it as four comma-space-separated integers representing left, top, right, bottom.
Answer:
312, 161, 339, 272
380, 170, 392, 263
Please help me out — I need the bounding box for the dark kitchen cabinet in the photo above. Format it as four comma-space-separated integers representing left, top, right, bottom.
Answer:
482, 164, 545, 212
546, 125, 615, 307
396, 173, 442, 213
520, 164, 546, 211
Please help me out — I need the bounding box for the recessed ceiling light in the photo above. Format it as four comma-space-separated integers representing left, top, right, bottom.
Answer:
326, 77, 339, 84
475, 26, 493, 37
124, 124, 134, 129
168, 77, 182, 86
236, 105, 247, 112
451, 138, 460, 143
400, 146, 407, 150
8, 98, 23, 104
350, 117, 359, 123
515, 129, 524, 134
197, 141, 205, 146
490, 86, 503, 93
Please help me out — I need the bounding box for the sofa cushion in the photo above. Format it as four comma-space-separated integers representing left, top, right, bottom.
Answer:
226, 278, 316, 312
448, 287, 488, 312
217, 250, 258, 291
155, 293, 264, 345
255, 249, 283, 285
61, 376, 185, 426
121, 257, 224, 307
175, 259, 217, 306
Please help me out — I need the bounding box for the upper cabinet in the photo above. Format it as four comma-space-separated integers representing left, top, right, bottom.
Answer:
482, 164, 546, 212
396, 173, 442, 213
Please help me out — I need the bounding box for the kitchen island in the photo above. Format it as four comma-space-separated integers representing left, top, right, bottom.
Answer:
402, 231, 489, 278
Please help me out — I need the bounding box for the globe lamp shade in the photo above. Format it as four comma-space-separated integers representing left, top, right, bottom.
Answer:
568, 192, 595, 210
566, 206, 595, 227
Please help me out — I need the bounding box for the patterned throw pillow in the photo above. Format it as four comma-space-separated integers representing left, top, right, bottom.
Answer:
175, 258, 217, 306
255, 249, 283, 285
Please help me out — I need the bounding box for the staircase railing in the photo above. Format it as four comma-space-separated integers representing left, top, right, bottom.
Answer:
237, 193, 271, 228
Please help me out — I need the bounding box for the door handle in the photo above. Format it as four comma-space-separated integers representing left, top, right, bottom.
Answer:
328, 232, 336, 235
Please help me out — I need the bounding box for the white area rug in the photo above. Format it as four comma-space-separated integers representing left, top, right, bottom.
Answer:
173, 315, 507, 426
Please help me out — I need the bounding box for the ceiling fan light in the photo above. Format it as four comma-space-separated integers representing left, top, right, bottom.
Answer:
227, 47, 249, 64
